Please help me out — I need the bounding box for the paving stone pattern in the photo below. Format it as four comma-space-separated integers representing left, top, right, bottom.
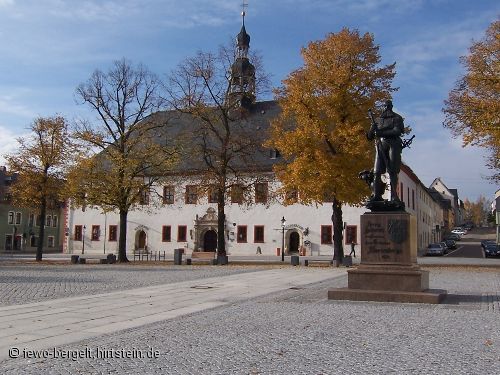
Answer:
0, 264, 260, 306
1, 267, 499, 374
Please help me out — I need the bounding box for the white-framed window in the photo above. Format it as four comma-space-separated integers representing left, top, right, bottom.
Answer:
46, 215, 52, 227
53, 215, 58, 228
47, 236, 54, 248
7, 211, 14, 225
15, 212, 21, 225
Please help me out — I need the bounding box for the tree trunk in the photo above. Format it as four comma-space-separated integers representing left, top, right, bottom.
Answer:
331, 197, 344, 267
217, 189, 226, 257
118, 210, 129, 262
36, 198, 47, 262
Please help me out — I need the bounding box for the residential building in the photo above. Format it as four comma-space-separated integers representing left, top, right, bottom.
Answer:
0, 166, 64, 252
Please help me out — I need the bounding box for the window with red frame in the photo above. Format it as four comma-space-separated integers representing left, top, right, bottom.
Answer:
237, 226, 247, 243
185, 186, 198, 204
162, 225, 171, 242
208, 187, 219, 203
163, 186, 174, 204
74, 225, 82, 241
91, 225, 100, 241
108, 225, 117, 241
254, 225, 264, 243
320, 225, 333, 244
344, 225, 357, 244
177, 225, 187, 242
254, 183, 268, 204
231, 184, 244, 204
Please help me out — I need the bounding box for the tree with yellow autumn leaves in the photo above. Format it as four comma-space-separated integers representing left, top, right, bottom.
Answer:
443, 20, 500, 182
463, 195, 491, 227
6, 116, 75, 261
267, 28, 397, 263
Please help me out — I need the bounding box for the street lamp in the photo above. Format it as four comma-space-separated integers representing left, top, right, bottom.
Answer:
82, 225, 86, 254
281, 216, 286, 262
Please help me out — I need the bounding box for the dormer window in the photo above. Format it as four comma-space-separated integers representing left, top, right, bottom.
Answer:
270, 149, 281, 159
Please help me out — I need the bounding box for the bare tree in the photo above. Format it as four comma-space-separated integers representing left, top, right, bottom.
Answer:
69, 59, 177, 262
164, 42, 271, 260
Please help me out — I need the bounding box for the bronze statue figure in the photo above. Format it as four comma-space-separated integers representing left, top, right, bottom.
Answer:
362, 100, 411, 211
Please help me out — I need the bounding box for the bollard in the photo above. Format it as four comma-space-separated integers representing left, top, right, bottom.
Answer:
342, 255, 353, 267
174, 248, 183, 265
71, 255, 79, 264
217, 255, 228, 265
106, 254, 116, 264
291, 255, 299, 266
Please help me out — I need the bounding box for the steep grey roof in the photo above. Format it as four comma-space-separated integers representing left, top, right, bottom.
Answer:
428, 187, 452, 209
449, 188, 459, 200
143, 100, 282, 175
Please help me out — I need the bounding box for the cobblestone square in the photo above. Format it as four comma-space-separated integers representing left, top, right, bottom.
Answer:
0, 264, 499, 374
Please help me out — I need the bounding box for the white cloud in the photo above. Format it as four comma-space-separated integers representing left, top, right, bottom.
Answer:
404, 132, 497, 201
0, 93, 35, 119
0, 124, 21, 165
0, 0, 14, 7
389, 12, 495, 82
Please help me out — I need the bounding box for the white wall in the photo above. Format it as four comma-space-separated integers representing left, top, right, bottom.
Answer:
67, 179, 366, 257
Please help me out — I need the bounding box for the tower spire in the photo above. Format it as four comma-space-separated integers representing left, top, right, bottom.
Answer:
241, 1, 248, 26
228, 1, 255, 110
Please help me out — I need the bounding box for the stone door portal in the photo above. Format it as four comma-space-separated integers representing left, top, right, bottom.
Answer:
289, 231, 300, 254
138, 230, 147, 250
203, 230, 217, 252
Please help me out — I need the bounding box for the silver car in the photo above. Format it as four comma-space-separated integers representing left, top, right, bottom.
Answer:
426, 243, 445, 256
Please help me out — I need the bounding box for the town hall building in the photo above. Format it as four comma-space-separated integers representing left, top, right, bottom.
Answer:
63, 15, 454, 259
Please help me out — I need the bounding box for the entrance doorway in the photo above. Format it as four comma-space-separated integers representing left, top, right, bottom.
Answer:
203, 230, 217, 252
137, 230, 147, 250
5, 235, 12, 251
289, 231, 300, 254
14, 235, 22, 250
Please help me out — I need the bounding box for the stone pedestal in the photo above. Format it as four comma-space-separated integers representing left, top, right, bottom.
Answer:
328, 212, 446, 304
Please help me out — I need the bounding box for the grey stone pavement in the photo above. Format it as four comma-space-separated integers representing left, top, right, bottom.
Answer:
0, 261, 499, 374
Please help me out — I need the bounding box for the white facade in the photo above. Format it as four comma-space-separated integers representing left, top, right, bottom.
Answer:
66, 177, 367, 257
66, 166, 448, 257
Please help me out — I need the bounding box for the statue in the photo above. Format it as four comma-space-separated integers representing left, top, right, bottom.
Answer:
360, 100, 413, 211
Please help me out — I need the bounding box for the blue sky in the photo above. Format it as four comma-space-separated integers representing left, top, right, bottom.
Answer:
0, 0, 498, 201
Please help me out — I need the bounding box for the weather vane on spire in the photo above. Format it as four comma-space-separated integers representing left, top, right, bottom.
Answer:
241, 1, 248, 25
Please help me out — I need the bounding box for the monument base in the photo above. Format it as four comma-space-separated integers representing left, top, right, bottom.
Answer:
328, 287, 447, 304
346, 264, 429, 292
328, 211, 447, 304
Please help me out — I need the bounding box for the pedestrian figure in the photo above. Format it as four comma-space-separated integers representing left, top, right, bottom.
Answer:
256, 246, 262, 255
349, 241, 356, 257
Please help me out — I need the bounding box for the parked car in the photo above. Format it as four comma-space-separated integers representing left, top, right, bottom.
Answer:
451, 228, 466, 236
445, 233, 461, 242
426, 243, 445, 256
481, 239, 495, 249
444, 239, 456, 250
483, 242, 500, 257
440, 241, 451, 254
